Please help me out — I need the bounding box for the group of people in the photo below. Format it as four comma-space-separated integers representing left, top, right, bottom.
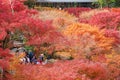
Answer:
18, 50, 48, 65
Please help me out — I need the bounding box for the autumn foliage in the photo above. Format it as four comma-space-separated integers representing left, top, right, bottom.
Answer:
111, 8, 120, 13
89, 12, 120, 30
64, 7, 91, 17
63, 23, 114, 60
79, 9, 109, 23
0, 48, 12, 80
13, 60, 108, 80
37, 9, 77, 31
0, 0, 120, 80
105, 50, 120, 79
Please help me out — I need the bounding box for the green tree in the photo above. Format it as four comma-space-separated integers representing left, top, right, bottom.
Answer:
24, 0, 36, 8
114, 0, 120, 7
94, 0, 115, 8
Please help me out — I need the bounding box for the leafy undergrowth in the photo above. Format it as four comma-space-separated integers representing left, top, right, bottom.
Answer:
12, 60, 108, 80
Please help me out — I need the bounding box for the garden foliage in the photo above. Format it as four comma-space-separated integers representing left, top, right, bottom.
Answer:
0, 0, 120, 80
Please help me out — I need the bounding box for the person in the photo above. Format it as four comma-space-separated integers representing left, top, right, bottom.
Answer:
40, 53, 48, 65
39, 54, 44, 63
24, 55, 30, 64
31, 56, 37, 64
19, 53, 30, 64
46, 54, 52, 60
28, 50, 34, 63
42, 58, 48, 65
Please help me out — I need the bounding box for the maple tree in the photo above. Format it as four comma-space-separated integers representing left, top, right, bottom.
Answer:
63, 23, 114, 60
0, 0, 120, 80
36, 9, 77, 31
64, 7, 91, 17
12, 59, 108, 80
89, 12, 120, 30
0, 0, 65, 80
106, 50, 120, 80
79, 9, 109, 23
89, 11, 120, 47
111, 8, 120, 12
0, 48, 12, 80
37, 9, 77, 21
0, 0, 28, 79
0, 0, 65, 52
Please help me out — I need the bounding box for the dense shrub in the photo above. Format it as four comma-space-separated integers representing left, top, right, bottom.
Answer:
106, 51, 120, 80
37, 9, 77, 30
64, 7, 91, 17
89, 12, 120, 46
79, 9, 109, 23
63, 23, 114, 60
0, 0, 120, 80
89, 12, 120, 29
13, 60, 108, 80
0, 48, 12, 80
